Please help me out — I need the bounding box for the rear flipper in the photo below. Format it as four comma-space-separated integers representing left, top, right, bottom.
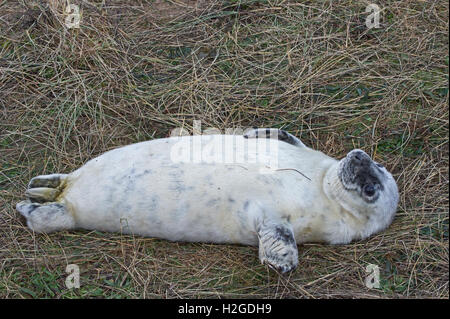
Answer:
26, 174, 68, 203
28, 173, 67, 189
16, 173, 74, 233
16, 200, 75, 233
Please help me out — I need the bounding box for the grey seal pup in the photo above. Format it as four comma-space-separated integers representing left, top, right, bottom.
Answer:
16, 129, 399, 273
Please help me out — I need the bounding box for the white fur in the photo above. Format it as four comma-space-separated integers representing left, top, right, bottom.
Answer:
54, 135, 396, 243
17, 134, 399, 272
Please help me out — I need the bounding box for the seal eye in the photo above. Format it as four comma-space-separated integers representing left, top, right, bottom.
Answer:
363, 184, 376, 197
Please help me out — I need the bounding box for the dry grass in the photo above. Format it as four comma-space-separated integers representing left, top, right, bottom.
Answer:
0, 0, 448, 298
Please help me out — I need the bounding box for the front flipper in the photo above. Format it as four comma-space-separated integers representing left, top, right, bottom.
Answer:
243, 128, 306, 147
257, 218, 299, 273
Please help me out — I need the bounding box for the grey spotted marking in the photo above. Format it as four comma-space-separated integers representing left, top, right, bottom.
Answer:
149, 195, 160, 211
206, 198, 220, 207
243, 128, 305, 147
135, 169, 152, 178
243, 200, 250, 211
113, 168, 152, 187
204, 174, 215, 187
238, 201, 249, 223
168, 170, 194, 194
170, 184, 194, 194
256, 174, 284, 187
256, 175, 270, 185
274, 225, 295, 245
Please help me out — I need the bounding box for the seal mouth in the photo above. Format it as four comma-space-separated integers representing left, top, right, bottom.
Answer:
338, 149, 383, 203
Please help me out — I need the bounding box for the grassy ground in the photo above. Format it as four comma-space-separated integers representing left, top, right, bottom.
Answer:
0, 0, 448, 298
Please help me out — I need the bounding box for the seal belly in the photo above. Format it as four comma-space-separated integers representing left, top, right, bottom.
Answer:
60, 135, 334, 245
61, 136, 271, 244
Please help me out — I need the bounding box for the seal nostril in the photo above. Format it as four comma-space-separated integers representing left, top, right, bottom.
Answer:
353, 153, 362, 162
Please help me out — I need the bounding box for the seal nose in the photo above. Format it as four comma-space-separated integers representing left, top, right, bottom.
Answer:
348, 150, 371, 166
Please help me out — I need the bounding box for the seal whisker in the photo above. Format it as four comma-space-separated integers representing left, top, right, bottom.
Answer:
275, 168, 311, 181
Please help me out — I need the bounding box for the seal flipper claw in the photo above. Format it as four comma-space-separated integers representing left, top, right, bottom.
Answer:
257, 218, 299, 273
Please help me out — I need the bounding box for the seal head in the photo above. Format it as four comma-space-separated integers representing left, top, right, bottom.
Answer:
338, 149, 388, 203
324, 149, 399, 242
